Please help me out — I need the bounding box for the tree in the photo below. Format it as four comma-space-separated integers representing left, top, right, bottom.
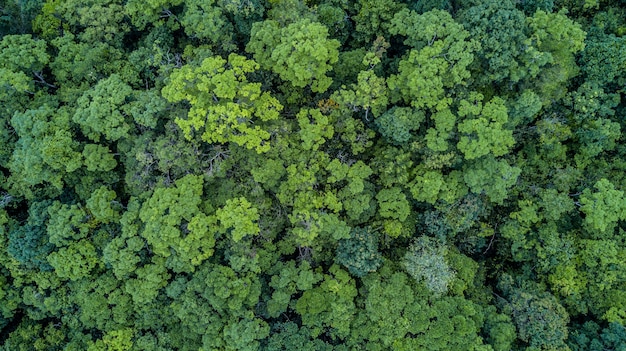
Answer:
498, 276, 571, 350
375, 107, 424, 145
463, 156, 521, 205
403, 236, 456, 296
579, 178, 626, 233
351, 0, 405, 43
457, 0, 529, 84
526, 9, 586, 103
332, 68, 389, 120
162, 53, 283, 153
388, 9, 479, 111
264, 260, 323, 318
0, 0, 42, 35
409, 168, 467, 205
335, 227, 382, 277
138, 174, 216, 272
215, 197, 260, 243
350, 264, 489, 350
6, 200, 55, 271
295, 265, 357, 339
50, 33, 136, 102
180, 0, 235, 52
124, 0, 183, 30
581, 33, 626, 89
47, 239, 99, 281
82, 144, 117, 172
85, 186, 120, 224
45, 201, 92, 247
456, 95, 515, 160
0, 34, 49, 75
247, 18, 340, 93
45, 0, 129, 45
119, 125, 221, 197
73, 74, 134, 142
124, 257, 170, 305
297, 108, 334, 151
169, 262, 265, 350
568, 321, 626, 351
8, 105, 82, 196
351, 268, 417, 347
262, 322, 333, 351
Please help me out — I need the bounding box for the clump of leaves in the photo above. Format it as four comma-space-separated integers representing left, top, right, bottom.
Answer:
336, 227, 382, 278
403, 236, 455, 296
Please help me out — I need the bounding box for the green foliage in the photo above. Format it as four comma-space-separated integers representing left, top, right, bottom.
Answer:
180, 0, 234, 52
47, 239, 99, 281
335, 227, 382, 277
46, 201, 92, 247
2, 2, 626, 350
388, 9, 479, 110
582, 33, 626, 88
73, 74, 134, 142
295, 265, 357, 338
297, 108, 334, 151
500, 279, 571, 350
352, 0, 405, 43
8, 105, 82, 195
568, 321, 626, 351
579, 178, 626, 233
376, 187, 410, 221
410, 169, 467, 205
458, 0, 529, 83
463, 156, 521, 205
351, 265, 489, 350
457, 95, 515, 160
0, 0, 42, 35
7, 201, 55, 271
483, 306, 517, 351
333, 69, 389, 120
162, 53, 282, 153
52, 0, 130, 44
247, 18, 340, 92
125, 258, 170, 305
216, 197, 260, 242
50, 33, 136, 102
0, 34, 49, 73
375, 106, 424, 145
403, 236, 456, 296
124, 0, 184, 30
86, 186, 120, 223
526, 9, 587, 103
82, 144, 117, 172
138, 174, 216, 272
262, 322, 333, 351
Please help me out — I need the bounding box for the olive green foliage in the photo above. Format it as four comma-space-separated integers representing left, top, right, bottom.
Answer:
1, 1, 626, 350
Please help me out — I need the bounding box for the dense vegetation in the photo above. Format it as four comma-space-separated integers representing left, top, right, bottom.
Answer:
1, 0, 626, 349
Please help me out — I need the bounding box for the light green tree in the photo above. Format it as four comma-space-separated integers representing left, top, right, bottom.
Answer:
388, 9, 479, 111
456, 95, 515, 160
247, 18, 340, 93
138, 174, 216, 272
73, 74, 134, 142
579, 179, 626, 233
162, 53, 283, 153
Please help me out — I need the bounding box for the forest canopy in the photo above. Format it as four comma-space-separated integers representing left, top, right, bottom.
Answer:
1, 0, 626, 350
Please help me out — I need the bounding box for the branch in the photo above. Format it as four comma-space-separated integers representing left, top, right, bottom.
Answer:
33, 71, 57, 89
